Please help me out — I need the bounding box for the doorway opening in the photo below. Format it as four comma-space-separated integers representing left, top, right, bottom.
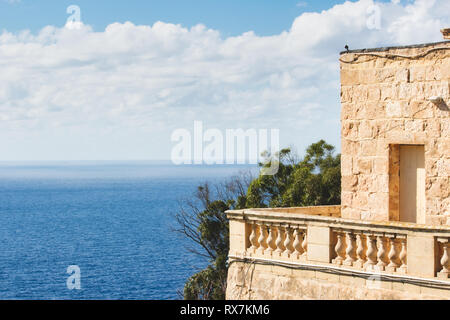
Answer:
389, 144, 426, 224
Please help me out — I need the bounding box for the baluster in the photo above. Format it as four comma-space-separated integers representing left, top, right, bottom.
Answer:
364, 235, 378, 271
282, 226, 294, 258
354, 233, 366, 269
249, 223, 258, 253
386, 236, 401, 273
398, 237, 407, 273
265, 224, 275, 256
343, 231, 357, 266
437, 238, 450, 279
332, 231, 346, 265
300, 230, 308, 261
376, 235, 388, 271
274, 225, 285, 256
257, 223, 267, 255
292, 228, 302, 259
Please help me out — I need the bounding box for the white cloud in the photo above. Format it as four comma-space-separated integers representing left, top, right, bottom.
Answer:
0, 0, 448, 160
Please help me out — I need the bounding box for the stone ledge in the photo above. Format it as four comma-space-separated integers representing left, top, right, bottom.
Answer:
226, 208, 450, 235
339, 40, 450, 55
249, 205, 341, 217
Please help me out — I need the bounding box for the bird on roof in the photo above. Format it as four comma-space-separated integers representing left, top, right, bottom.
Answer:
345, 45, 349, 52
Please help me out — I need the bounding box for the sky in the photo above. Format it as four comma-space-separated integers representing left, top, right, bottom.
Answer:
0, 0, 449, 161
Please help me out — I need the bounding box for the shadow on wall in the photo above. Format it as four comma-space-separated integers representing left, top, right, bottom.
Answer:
428, 96, 449, 111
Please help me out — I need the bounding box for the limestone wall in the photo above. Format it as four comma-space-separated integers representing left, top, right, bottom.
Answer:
227, 261, 450, 300
340, 42, 450, 225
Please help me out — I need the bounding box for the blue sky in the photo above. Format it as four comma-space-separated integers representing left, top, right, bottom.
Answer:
1, 0, 392, 36
0, 0, 448, 161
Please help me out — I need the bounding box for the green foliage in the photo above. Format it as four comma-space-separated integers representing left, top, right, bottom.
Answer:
177, 140, 341, 300
246, 140, 341, 208
183, 264, 227, 300
175, 176, 250, 300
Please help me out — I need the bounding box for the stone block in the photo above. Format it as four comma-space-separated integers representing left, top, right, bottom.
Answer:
426, 65, 443, 81
341, 69, 359, 86
424, 118, 441, 137
386, 101, 403, 117
374, 157, 389, 174
426, 177, 449, 198
341, 191, 353, 208
229, 220, 248, 254
307, 226, 331, 245
407, 235, 437, 278
436, 158, 450, 177
356, 158, 372, 174
410, 66, 426, 82
420, 286, 450, 298
341, 86, 353, 103
358, 120, 374, 139
307, 226, 332, 263
353, 191, 369, 208
367, 86, 381, 101
342, 175, 358, 192
341, 155, 353, 176
360, 140, 377, 156
395, 68, 410, 83
307, 244, 332, 263
315, 270, 340, 283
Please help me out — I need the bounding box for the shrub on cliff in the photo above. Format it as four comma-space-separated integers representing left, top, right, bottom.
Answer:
174, 174, 251, 300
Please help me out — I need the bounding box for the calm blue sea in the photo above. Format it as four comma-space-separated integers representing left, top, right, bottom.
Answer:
0, 162, 257, 300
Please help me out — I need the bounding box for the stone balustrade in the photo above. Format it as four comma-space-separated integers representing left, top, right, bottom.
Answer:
437, 238, 450, 279
227, 206, 450, 281
330, 228, 407, 274
247, 221, 308, 262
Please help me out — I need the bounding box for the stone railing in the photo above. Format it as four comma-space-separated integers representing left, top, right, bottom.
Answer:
331, 228, 407, 274
246, 218, 308, 262
227, 206, 450, 281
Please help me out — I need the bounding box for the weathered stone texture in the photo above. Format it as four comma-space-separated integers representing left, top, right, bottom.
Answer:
226, 261, 449, 300
340, 42, 450, 224
443, 29, 450, 40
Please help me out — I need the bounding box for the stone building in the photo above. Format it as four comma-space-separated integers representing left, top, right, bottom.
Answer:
226, 29, 450, 299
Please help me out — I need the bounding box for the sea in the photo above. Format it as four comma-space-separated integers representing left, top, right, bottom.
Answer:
0, 162, 257, 300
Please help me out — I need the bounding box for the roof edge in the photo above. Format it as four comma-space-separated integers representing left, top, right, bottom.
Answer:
339, 40, 450, 55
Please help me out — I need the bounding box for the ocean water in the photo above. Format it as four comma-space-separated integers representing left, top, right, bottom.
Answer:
0, 162, 257, 300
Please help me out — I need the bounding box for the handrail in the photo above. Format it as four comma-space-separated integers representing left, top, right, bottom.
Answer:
227, 208, 450, 235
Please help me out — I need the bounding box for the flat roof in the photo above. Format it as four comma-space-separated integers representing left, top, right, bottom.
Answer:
339, 40, 450, 55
